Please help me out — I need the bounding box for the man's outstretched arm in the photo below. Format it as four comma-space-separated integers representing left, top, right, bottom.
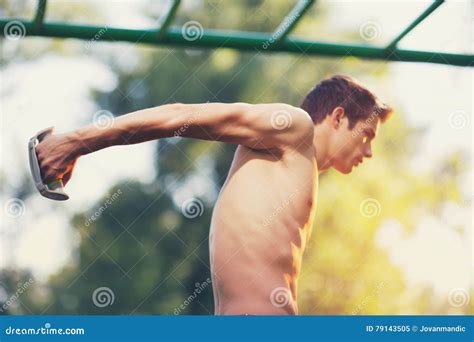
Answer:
75, 102, 313, 153
36, 102, 314, 183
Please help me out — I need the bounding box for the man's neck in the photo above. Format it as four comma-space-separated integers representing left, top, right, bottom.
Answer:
313, 125, 331, 173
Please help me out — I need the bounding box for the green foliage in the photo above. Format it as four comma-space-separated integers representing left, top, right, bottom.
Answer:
35, 181, 214, 315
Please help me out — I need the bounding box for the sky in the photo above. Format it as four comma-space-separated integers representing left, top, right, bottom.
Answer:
0, 0, 472, 307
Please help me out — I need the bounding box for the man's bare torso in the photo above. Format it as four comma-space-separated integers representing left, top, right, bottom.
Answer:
210, 144, 318, 315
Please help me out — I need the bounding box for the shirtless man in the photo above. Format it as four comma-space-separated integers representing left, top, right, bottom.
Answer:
35, 75, 392, 315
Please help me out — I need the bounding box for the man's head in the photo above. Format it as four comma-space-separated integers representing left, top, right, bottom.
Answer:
300, 75, 392, 174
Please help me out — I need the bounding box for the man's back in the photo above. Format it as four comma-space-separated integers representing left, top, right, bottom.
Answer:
210, 143, 318, 315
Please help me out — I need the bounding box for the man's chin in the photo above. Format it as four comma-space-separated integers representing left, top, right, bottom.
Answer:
334, 164, 353, 174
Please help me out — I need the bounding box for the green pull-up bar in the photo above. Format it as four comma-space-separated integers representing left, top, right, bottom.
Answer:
386, 0, 444, 51
271, 0, 315, 45
0, 0, 472, 67
33, 0, 47, 31
157, 0, 181, 38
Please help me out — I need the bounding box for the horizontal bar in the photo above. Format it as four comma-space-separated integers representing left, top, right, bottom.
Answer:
157, 0, 181, 38
0, 20, 471, 67
33, 0, 47, 32
272, 0, 315, 44
386, 0, 444, 50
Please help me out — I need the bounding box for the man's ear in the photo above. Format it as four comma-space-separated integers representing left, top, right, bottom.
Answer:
330, 106, 346, 129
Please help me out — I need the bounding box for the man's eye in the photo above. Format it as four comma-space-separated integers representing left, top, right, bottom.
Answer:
362, 136, 368, 144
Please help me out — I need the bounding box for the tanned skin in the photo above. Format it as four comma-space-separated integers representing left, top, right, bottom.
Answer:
36, 102, 378, 315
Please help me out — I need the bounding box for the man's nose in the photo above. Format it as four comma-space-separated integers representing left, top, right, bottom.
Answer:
364, 145, 373, 158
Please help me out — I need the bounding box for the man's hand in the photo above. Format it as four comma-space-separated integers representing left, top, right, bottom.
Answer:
35, 132, 80, 186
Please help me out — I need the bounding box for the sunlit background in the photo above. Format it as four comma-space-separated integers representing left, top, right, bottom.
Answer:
0, 0, 472, 315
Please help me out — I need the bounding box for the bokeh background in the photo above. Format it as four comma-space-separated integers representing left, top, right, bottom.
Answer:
0, 0, 472, 315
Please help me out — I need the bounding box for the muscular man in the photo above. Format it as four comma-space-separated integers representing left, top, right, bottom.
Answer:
35, 75, 392, 315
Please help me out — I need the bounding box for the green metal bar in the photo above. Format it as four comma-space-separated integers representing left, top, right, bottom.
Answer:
157, 0, 181, 38
33, 0, 47, 32
271, 0, 315, 44
0, 20, 471, 67
386, 0, 444, 50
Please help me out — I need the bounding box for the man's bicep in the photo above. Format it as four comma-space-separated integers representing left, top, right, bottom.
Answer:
180, 102, 313, 151
234, 103, 314, 151
179, 102, 252, 142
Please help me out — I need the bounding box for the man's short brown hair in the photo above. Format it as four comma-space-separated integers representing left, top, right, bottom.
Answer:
300, 75, 392, 129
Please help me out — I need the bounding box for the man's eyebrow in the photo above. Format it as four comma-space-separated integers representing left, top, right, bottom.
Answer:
364, 128, 376, 139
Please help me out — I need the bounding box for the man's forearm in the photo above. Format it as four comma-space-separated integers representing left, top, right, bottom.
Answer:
72, 103, 181, 156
